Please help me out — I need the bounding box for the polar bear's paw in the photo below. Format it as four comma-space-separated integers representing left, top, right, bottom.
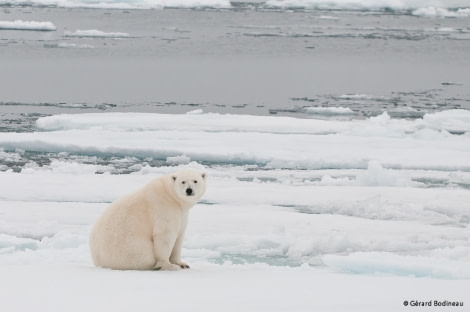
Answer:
176, 261, 190, 269
154, 261, 182, 271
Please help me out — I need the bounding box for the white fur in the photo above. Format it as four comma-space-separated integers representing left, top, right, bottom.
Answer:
89, 169, 206, 270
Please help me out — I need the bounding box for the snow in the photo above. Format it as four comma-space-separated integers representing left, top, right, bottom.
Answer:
1, 264, 467, 312
323, 252, 470, 279
1, 110, 469, 310
0, 19, 56, 31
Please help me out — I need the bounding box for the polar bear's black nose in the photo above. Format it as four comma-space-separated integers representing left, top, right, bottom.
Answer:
186, 188, 193, 196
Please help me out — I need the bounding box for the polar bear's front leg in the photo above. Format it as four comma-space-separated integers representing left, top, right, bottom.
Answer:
169, 233, 190, 269
169, 217, 190, 269
152, 233, 181, 271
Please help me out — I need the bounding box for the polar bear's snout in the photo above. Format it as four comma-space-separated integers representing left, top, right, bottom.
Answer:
186, 188, 193, 196
171, 171, 206, 202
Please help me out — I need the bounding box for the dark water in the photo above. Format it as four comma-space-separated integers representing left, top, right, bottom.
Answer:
1, 5, 470, 195
1, 5, 469, 133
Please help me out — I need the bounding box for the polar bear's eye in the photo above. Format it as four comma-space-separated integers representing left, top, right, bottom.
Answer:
182, 181, 186, 184
194, 180, 198, 184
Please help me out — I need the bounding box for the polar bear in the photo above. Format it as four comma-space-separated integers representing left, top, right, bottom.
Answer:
89, 169, 206, 270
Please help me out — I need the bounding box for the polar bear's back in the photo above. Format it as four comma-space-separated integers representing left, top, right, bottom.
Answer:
89, 188, 157, 270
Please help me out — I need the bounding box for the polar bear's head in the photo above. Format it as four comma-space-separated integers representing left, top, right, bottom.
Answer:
171, 170, 207, 204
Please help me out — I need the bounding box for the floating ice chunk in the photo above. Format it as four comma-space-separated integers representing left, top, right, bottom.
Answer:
64, 29, 131, 38
436, 27, 457, 32
0, 20, 56, 31
14, 148, 25, 155
186, 109, 204, 115
11, 109, 470, 172
166, 154, 191, 165
156, 0, 231, 8
370, 111, 391, 125
431, 247, 470, 262
457, 8, 470, 16
0, 234, 39, 253
319, 175, 352, 186
316, 161, 419, 187
323, 251, 470, 279
411, 128, 451, 140
40, 232, 85, 250
441, 82, 463, 86
265, 0, 457, 11
35, 112, 355, 134
347, 111, 406, 137
413, 7, 470, 17
304, 107, 355, 116
2, 0, 231, 9
420, 109, 470, 133
44, 42, 94, 49
355, 161, 416, 187
50, 160, 99, 175
413, 7, 447, 17
339, 93, 370, 99
318, 15, 339, 20
265, 0, 470, 14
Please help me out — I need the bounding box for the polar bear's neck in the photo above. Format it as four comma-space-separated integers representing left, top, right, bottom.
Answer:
148, 177, 194, 211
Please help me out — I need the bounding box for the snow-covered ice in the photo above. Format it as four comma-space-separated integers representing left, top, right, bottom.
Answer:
2, 110, 467, 171
265, 0, 470, 12
413, 7, 470, 17
1, 263, 467, 312
1, 110, 469, 310
1, 0, 469, 11
44, 42, 94, 49
1, 0, 470, 308
0, 20, 56, 31
0, 0, 232, 9
64, 29, 131, 38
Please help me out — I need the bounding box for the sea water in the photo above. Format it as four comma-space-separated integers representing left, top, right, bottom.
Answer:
1, 0, 470, 130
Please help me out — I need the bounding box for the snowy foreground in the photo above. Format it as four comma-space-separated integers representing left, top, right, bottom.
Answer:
1, 110, 470, 311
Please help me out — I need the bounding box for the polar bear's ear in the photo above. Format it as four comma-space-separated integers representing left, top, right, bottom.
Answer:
201, 173, 206, 180
172, 176, 177, 182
